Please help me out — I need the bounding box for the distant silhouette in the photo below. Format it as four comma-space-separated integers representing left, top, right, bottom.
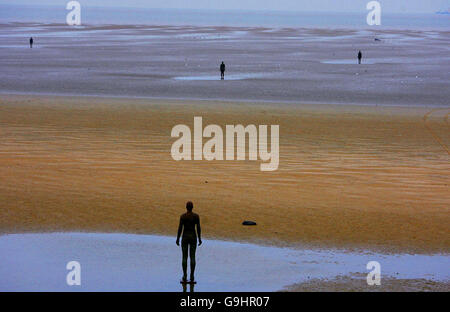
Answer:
176, 201, 202, 283
29, 37, 33, 49
220, 61, 226, 80
358, 50, 362, 64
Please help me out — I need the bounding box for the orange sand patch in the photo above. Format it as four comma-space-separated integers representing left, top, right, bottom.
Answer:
0, 94, 448, 253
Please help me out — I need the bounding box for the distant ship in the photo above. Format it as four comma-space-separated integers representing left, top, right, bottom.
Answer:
435, 9, 450, 15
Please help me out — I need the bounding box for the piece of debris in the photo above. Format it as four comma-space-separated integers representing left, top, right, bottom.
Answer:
242, 221, 257, 226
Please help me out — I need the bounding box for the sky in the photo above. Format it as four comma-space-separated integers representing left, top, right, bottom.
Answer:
2, 0, 449, 13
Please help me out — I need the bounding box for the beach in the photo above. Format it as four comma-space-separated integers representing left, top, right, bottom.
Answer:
0, 94, 448, 254
0, 22, 449, 291
0, 23, 449, 106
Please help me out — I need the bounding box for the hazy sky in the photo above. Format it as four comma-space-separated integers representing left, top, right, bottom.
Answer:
3, 0, 449, 13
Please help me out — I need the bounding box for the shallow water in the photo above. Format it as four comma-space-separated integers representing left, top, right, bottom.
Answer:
321, 59, 377, 65
173, 73, 262, 81
0, 233, 448, 291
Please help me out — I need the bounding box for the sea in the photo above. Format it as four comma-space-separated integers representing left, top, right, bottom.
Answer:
0, 4, 449, 30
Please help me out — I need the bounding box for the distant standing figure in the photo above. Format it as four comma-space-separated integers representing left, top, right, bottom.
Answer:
29, 37, 33, 48
220, 61, 226, 80
176, 201, 202, 283
358, 50, 362, 64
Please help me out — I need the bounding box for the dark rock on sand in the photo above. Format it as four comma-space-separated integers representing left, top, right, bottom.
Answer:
242, 221, 257, 226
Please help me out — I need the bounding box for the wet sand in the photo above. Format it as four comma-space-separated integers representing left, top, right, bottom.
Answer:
0, 94, 449, 254
284, 274, 450, 292
0, 23, 449, 106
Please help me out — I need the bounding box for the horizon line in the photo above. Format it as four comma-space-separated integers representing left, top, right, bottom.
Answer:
0, 3, 442, 15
